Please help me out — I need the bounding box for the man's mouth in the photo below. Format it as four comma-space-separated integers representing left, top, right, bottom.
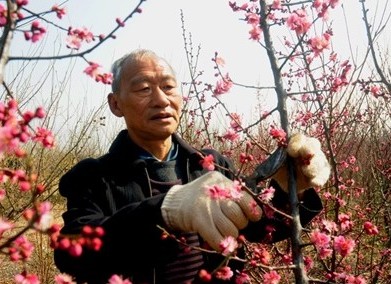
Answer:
151, 113, 173, 120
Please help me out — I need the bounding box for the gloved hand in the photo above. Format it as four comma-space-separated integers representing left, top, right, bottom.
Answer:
161, 171, 262, 251
272, 133, 331, 194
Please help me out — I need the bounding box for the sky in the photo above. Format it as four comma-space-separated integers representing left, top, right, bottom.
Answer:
7, 0, 391, 142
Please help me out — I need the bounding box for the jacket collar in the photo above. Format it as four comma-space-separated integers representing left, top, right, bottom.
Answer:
107, 129, 202, 167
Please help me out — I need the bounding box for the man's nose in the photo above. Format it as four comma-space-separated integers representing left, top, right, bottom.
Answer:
151, 87, 170, 106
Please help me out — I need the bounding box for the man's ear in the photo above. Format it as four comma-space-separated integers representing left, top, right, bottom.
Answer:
107, 93, 123, 117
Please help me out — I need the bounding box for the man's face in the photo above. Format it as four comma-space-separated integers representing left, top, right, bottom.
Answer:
108, 56, 182, 143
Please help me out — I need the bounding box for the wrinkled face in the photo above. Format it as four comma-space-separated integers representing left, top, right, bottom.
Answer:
108, 55, 182, 143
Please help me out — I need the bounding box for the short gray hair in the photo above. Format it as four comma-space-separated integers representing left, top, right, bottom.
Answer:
111, 49, 175, 93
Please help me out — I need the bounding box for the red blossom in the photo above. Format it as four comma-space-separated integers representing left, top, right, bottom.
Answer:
213, 73, 233, 96
269, 125, 287, 147
219, 236, 238, 256
286, 9, 311, 34
263, 270, 281, 284
363, 221, 379, 235
52, 5, 66, 19
200, 154, 215, 171
199, 269, 212, 282
215, 266, 234, 280
334, 235, 355, 257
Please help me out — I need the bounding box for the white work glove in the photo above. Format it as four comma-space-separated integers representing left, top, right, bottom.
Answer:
272, 133, 331, 194
161, 171, 262, 251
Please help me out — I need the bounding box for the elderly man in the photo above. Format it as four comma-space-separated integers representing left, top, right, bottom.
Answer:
54, 49, 329, 284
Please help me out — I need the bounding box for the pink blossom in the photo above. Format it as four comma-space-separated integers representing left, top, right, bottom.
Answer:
249, 24, 262, 41
338, 213, 354, 231
68, 242, 83, 257
95, 72, 113, 85
219, 236, 238, 256
16, 0, 29, 6
34, 201, 53, 230
253, 245, 271, 265
235, 272, 251, 284
200, 154, 215, 171
29, 21, 47, 43
310, 229, 331, 249
206, 184, 230, 200
199, 269, 212, 282
52, 5, 66, 19
272, 0, 282, 9
215, 56, 226, 67
321, 219, 338, 233
9, 235, 34, 261
286, 9, 311, 34
308, 33, 330, 56
318, 247, 333, 259
246, 12, 260, 25
205, 182, 243, 201
0, 4, 7, 27
363, 221, 379, 235
54, 273, 76, 284
334, 235, 355, 257
269, 125, 287, 146
239, 153, 254, 164
0, 217, 14, 236
116, 18, 125, 27
229, 113, 242, 131
213, 73, 233, 96
66, 27, 94, 49
107, 274, 132, 284
66, 34, 82, 50
223, 128, 240, 142
263, 270, 281, 284
304, 255, 314, 270
33, 127, 55, 148
84, 62, 102, 78
259, 186, 275, 203
330, 0, 341, 9
370, 85, 381, 98
215, 266, 234, 280
15, 273, 40, 284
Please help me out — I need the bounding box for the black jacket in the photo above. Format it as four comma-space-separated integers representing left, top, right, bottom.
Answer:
54, 130, 323, 283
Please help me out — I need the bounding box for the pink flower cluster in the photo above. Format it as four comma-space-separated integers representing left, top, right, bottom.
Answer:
286, 9, 312, 35
84, 62, 113, 85
24, 21, 47, 43
0, 99, 54, 157
268, 125, 287, 147
0, 1, 25, 27
229, 1, 262, 41
200, 154, 215, 171
66, 27, 94, 50
54, 225, 105, 257
205, 181, 243, 201
213, 73, 233, 96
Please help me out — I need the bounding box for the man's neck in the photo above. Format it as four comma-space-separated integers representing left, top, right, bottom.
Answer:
130, 134, 173, 161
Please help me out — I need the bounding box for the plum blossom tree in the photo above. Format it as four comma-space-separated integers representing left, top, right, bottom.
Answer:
178, 0, 390, 283
0, 1, 147, 283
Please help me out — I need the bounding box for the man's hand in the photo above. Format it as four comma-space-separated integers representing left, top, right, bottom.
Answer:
161, 171, 262, 251
272, 133, 331, 194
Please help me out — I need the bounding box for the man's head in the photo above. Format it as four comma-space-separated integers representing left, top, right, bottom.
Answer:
108, 49, 182, 146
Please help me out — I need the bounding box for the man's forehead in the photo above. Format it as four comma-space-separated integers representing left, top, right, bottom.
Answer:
125, 58, 175, 80
129, 72, 176, 85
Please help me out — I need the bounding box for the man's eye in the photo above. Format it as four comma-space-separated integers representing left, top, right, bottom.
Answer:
138, 87, 151, 93
162, 85, 174, 90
